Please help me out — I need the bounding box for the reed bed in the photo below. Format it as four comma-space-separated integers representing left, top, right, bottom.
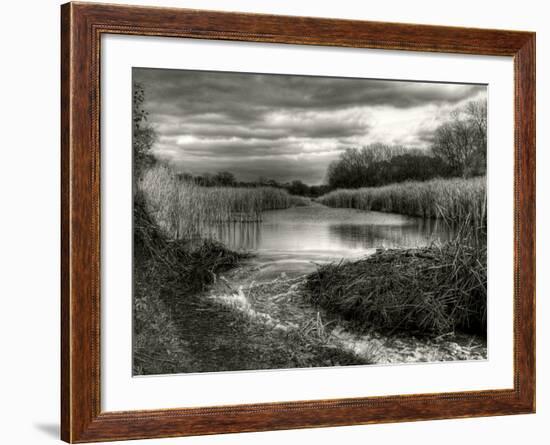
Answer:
133, 189, 248, 374
318, 177, 486, 227
139, 165, 307, 239
305, 241, 487, 336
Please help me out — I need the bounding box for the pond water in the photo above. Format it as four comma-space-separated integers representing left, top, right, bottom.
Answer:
207, 204, 454, 280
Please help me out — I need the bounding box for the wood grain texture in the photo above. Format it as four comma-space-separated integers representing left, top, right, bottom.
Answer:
60, 2, 536, 442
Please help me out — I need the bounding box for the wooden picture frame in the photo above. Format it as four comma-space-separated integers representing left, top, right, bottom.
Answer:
61, 2, 535, 442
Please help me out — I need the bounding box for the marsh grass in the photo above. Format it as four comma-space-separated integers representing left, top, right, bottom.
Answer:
139, 165, 308, 239
305, 239, 487, 337
134, 190, 245, 293
133, 190, 248, 373
318, 177, 486, 228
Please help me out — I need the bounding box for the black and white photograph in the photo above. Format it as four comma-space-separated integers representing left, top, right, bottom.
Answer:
132, 67, 488, 376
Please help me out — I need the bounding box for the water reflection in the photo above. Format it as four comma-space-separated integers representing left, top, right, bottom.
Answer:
212, 221, 262, 251
206, 206, 454, 261
329, 219, 453, 251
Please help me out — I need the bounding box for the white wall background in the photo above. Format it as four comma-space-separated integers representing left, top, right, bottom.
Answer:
0, 1, 546, 444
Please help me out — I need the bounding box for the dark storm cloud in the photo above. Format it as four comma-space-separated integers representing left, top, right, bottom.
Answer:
161, 138, 344, 159
136, 69, 484, 116
134, 67, 486, 184
156, 117, 369, 140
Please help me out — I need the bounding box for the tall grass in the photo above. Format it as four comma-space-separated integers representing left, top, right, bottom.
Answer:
139, 165, 307, 239
305, 240, 487, 336
318, 177, 486, 228
133, 189, 248, 373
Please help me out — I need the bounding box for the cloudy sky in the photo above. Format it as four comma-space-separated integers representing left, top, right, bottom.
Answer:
134, 68, 486, 185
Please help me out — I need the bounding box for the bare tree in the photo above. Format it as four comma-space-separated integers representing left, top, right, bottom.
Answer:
465, 99, 487, 172
326, 144, 411, 188
432, 99, 487, 177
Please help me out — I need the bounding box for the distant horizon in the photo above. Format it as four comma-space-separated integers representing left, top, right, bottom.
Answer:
170, 166, 333, 187
134, 68, 487, 185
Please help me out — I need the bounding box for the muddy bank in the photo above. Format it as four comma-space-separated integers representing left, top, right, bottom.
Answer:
134, 260, 369, 375
135, 261, 487, 375
207, 259, 486, 368
135, 250, 486, 375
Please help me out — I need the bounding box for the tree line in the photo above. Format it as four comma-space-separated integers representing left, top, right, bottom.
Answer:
326, 99, 487, 189
176, 171, 330, 197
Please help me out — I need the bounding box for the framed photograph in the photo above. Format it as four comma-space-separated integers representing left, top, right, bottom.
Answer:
61, 2, 535, 442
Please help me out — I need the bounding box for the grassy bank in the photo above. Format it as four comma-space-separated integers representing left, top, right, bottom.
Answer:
318, 177, 486, 226
305, 241, 487, 337
139, 165, 308, 239
133, 190, 247, 374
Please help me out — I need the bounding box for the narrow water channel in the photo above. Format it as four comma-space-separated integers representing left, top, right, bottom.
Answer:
207, 203, 454, 280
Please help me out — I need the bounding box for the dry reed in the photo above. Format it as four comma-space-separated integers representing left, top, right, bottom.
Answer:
305, 240, 487, 336
318, 177, 486, 228
139, 165, 307, 239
